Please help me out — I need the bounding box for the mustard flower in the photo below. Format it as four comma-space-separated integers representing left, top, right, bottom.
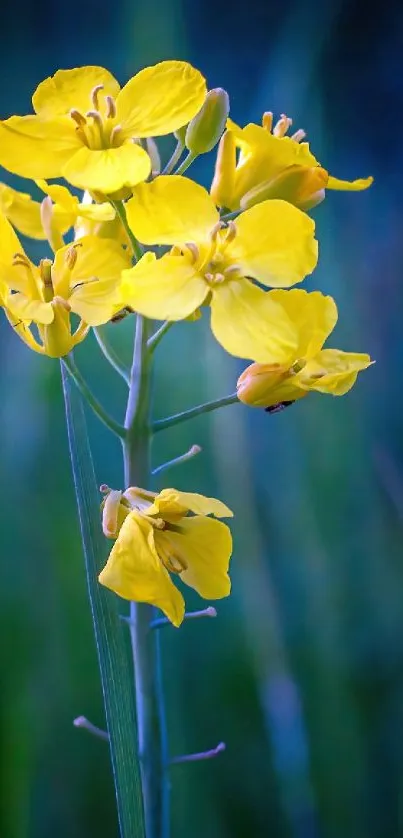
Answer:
99, 485, 233, 627
121, 175, 318, 362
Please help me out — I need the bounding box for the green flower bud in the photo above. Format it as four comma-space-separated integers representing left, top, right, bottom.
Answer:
185, 88, 230, 155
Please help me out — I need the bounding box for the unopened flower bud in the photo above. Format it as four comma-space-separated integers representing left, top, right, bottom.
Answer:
185, 88, 230, 155
240, 165, 329, 211
237, 362, 306, 409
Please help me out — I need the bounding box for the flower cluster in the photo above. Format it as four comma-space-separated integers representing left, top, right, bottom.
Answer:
0, 61, 373, 623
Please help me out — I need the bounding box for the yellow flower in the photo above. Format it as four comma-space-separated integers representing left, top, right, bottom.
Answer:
211, 112, 373, 211
98, 485, 233, 627
0, 62, 206, 194
0, 180, 115, 247
121, 175, 318, 361
237, 289, 373, 407
0, 212, 129, 356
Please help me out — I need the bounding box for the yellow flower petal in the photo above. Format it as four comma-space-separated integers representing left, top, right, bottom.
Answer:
268, 289, 338, 358
0, 116, 80, 179
70, 278, 121, 325
126, 176, 219, 245
210, 278, 297, 363
297, 349, 373, 395
227, 200, 318, 288
7, 293, 54, 324
0, 210, 24, 264
327, 175, 373, 192
122, 251, 207, 320
148, 489, 233, 519
99, 511, 185, 627
0, 184, 44, 239
155, 516, 232, 600
237, 361, 306, 408
117, 60, 206, 138
62, 141, 151, 192
32, 66, 120, 117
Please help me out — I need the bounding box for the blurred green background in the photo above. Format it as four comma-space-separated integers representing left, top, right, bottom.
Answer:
1, 1, 402, 836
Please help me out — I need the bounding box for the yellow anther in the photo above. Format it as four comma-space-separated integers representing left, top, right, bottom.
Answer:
39, 258, 53, 288
64, 243, 82, 271
214, 273, 225, 283
223, 264, 241, 276
184, 242, 200, 263
225, 220, 237, 242
105, 95, 117, 119
70, 108, 87, 127
162, 553, 188, 574
289, 358, 306, 375
91, 84, 104, 110
204, 272, 214, 282
12, 252, 31, 268
273, 114, 292, 137
210, 220, 224, 241
110, 124, 122, 146
262, 111, 273, 131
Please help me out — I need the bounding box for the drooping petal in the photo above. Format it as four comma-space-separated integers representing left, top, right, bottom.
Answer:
155, 516, 232, 600
7, 293, 54, 324
227, 199, 318, 288
32, 66, 120, 117
0, 184, 44, 239
268, 289, 338, 358
99, 511, 185, 627
117, 60, 206, 138
126, 176, 219, 245
147, 489, 233, 519
326, 175, 373, 192
62, 142, 151, 192
297, 349, 373, 395
121, 251, 208, 320
0, 116, 80, 179
70, 278, 122, 325
210, 278, 297, 363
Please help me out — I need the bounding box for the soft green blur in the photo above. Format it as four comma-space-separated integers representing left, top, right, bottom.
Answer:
0, 2, 401, 838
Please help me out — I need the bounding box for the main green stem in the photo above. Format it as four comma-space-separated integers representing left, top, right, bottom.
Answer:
122, 315, 169, 838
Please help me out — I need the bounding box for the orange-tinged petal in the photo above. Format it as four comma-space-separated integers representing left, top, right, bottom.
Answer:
121, 251, 207, 320
126, 176, 218, 245
155, 516, 232, 600
326, 175, 373, 192
0, 115, 80, 179
32, 66, 120, 117
268, 289, 338, 359
237, 361, 306, 407
117, 60, 206, 138
99, 511, 185, 627
62, 141, 151, 192
210, 278, 297, 363
227, 200, 318, 288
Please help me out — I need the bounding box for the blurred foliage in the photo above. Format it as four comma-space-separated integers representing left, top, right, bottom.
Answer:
1, 1, 403, 837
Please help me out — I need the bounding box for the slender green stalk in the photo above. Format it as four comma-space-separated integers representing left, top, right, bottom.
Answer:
174, 151, 197, 176
62, 355, 125, 439
220, 209, 241, 222
153, 393, 238, 433
162, 140, 184, 175
93, 327, 131, 385
112, 200, 144, 261
123, 315, 170, 838
147, 321, 174, 353
152, 444, 201, 477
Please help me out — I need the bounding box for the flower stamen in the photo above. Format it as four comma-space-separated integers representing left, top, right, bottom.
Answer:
105, 95, 117, 119
184, 242, 200, 263
91, 84, 104, 110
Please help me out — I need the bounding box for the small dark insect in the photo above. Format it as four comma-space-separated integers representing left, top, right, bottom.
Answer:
265, 400, 294, 414
111, 306, 134, 323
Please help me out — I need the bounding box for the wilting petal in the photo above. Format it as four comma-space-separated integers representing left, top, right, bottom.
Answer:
32, 66, 120, 117
117, 60, 206, 138
155, 516, 232, 600
62, 142, 151, 192
268, 289, 338, 358
147, 489, 233, 519
126, 176, 219, 245
210, 278, 297, 363
0, 115, 80, 179
327, 175, 373, 192
99, 511, 185, 627
0, 184, 44, 239
122, 251, 207, 320
227, 199, 318, 288
297, 349, 373, 395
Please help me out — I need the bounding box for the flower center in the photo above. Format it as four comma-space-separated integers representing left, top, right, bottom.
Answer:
176, 220, 242, 286
69, 84, 123, 150
262, 111, 306, 143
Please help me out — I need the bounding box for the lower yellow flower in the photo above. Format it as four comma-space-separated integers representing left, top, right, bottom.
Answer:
99, 485, 233, 627
0, 212, 129, 357
237, 289, 373, 407
211, 113, 373, 211
121, 175, 317, 362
